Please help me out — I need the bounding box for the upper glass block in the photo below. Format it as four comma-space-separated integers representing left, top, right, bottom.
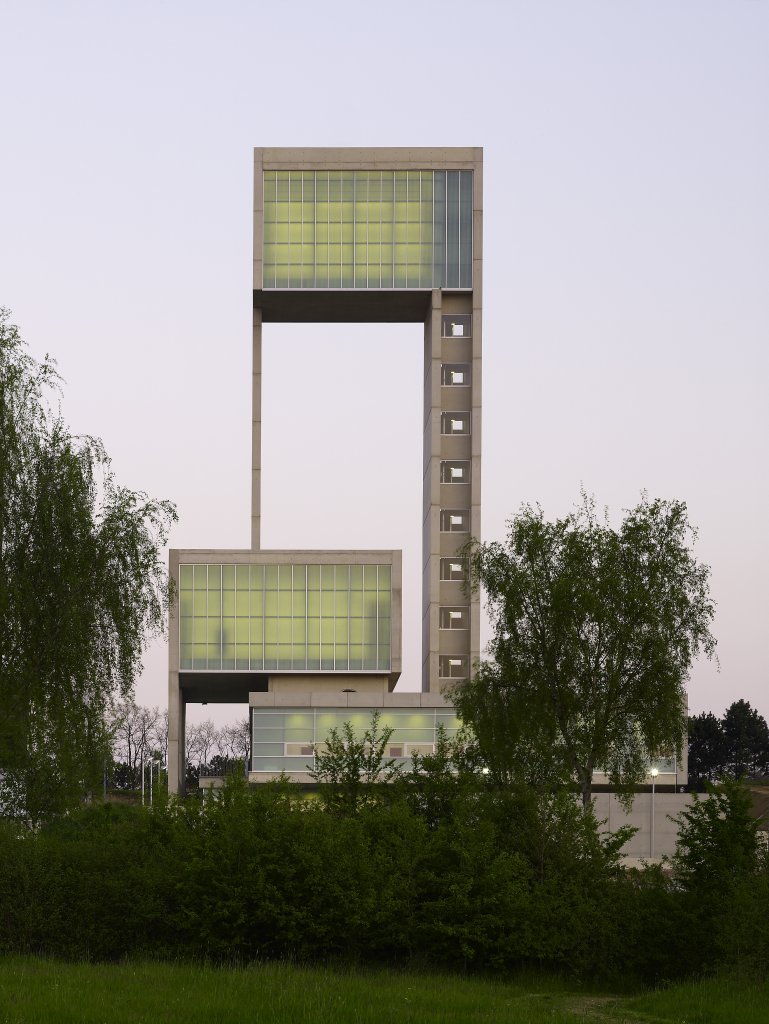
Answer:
262, 170, 473, 290
179, 563, 392, 673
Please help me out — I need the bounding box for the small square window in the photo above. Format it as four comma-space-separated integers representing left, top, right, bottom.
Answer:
441, 314, 472, 338
441, 413, 469, 436
440, 557, 467, 582
441, 364, 471, 387
441, 509, 470, 532
440, 607, 469, 629
439, 654, 468, 678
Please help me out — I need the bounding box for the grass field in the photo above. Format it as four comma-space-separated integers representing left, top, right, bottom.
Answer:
0, 957, 766, 1023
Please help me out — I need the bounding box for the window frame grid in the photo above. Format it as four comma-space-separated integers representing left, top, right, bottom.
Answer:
262, 170, 473, 291
180, 563, 391, 672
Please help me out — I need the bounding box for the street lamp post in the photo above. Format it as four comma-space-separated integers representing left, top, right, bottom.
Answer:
650, 767, 659, 857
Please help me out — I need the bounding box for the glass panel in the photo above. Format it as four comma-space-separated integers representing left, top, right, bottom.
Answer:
321, 565, 335, 590
432, 170, 445, 287
292, 565, 306, 589
363, 565, 378, 591
445, 170, 460, 288
262, 169, 476, 291
459, 170, 473, 288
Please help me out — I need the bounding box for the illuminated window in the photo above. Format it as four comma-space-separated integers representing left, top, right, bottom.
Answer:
179, 562, 391, 672
263, 169, 473, 290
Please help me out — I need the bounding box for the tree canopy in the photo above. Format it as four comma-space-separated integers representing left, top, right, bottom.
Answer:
689, 700, 769, 784
0, 309, 176, 817
453, 493, 717, 807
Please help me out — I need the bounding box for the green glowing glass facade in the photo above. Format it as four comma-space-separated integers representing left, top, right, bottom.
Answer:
262, 170, 473, 290
179, 563, 391, 672
251, 706, 460, 773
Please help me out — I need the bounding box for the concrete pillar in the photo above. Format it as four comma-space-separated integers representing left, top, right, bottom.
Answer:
167, 672, 186, 797
251, 309, 262, 551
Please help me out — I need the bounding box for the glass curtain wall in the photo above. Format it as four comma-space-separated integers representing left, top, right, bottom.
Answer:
179, 564, 391, 672
251, 706, 461, 773
262, 170, 472, 290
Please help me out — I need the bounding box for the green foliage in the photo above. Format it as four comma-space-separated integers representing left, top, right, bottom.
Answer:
0, 754, 767, 984
0, 775, 645, 979
670, 778, 768, 975
722, 699, 769, 778
310, 710, 402, 813
0, 310, 177, 818
673, 778, 761, 891
689, 701, 769, 785
455, 492, 716, 807
688, 710, 729, 785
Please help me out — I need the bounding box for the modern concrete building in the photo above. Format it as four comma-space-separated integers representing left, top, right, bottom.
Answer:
168, 148, 482, 794
166, 146, 689, 860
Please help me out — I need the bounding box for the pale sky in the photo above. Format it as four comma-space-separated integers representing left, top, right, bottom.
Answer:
1, 1, 767, 727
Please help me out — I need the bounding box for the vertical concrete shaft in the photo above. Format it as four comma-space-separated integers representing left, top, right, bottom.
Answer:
251, 310, 262, 550
167, 675, 185, 796
421, 289, 480, 692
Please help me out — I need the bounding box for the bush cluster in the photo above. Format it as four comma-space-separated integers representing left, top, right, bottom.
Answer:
0, 773, 766, 983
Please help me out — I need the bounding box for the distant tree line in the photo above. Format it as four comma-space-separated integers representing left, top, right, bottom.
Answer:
689, 699, 769, 786
106, 700, 249, 793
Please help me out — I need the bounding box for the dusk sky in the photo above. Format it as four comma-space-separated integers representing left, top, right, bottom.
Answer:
2, 1, 766, 728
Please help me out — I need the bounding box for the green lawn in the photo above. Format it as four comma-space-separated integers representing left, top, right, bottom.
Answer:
0, 958, 765, 1024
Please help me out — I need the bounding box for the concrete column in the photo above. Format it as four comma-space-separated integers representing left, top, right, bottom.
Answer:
167, 674, 185, 797
422, 291, 442, 690
251, 309, 262, 550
